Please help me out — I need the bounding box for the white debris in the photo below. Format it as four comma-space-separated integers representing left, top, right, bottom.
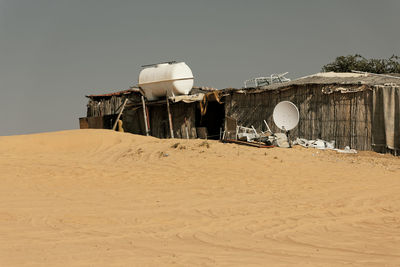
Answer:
294, 138, 335, 149
293, 138, 357, 153
335, 146, 357, 154
275, 133, 290, 148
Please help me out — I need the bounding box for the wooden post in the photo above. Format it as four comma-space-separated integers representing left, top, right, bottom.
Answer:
166, 98, 174, 138
184, 117, 189, 139
145, 106, 150, 133
112, 98, 128, 131
141, 95, 150, 136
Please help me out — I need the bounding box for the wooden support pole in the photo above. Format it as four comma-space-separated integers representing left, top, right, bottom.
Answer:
112, 98, 128, 131
145, 106, 150, 133
166, 98, 174, 138
141, 96, 150, 136
184, 117, 189, 140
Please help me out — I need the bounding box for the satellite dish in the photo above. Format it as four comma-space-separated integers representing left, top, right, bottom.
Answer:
273, 101, 299, 131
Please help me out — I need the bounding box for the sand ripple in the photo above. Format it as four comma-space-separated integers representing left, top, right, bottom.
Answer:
0, 129, 400, 266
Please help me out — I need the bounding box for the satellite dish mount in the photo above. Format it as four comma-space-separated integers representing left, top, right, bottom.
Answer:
272, 101, 300, 148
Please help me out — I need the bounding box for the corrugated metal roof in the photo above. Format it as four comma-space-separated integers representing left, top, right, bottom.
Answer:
260, 72, 400, 91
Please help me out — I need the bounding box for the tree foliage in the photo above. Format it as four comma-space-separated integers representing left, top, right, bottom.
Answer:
322, 54, 400, 74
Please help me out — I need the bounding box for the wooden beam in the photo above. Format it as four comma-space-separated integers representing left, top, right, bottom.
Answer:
184, 117, 189, 139
166, 98, 174, 138
112, 98, 128, 131
141, 96, 150, 136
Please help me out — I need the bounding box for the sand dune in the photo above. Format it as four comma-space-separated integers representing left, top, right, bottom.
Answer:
1, 129, 400, 266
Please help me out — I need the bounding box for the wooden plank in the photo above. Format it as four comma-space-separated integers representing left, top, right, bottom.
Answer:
225, 116, 237, 140
196, 127, 208, 139
112, 98, 128, 131
166, 98, 174, 138
141, 96, 150, 136
79, 117, 89, 129
221, 139, 274, 148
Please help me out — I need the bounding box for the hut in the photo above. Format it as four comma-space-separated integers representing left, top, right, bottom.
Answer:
222, 72, 400, 154
80, 88, 143, 131
80, 87, 225, 139
80, 72, 400, 154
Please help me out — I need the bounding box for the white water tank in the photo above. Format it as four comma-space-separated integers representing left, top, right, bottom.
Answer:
138, 62, 194, 101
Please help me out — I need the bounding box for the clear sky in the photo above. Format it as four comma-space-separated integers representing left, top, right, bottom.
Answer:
0, 0, 399, 135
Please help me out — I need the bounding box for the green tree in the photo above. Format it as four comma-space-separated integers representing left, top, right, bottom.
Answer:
322, 54, 400, 73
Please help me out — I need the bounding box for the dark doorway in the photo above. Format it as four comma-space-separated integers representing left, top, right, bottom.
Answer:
196, 102, 225, 139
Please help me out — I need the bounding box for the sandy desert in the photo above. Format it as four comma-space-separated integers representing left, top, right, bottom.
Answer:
0, 129, 400, 266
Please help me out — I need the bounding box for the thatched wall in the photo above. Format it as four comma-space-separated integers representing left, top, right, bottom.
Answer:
87, 96, 124, 117
79, 115, 117, 129
121, 107, 146, 135
225, 84, 373, 150
86, 94, 142, 117
84, 93, 198, 139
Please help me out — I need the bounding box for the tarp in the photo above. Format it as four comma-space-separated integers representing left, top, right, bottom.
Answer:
170, 93, 205, 103
372, 84, 400, 151
200, 91, 224, 116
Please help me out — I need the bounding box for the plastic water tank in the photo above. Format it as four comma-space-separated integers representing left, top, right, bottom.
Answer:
138, 62, 194, 101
